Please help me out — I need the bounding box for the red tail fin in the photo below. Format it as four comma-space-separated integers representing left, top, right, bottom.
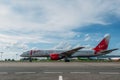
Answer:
93, 34, 110, 53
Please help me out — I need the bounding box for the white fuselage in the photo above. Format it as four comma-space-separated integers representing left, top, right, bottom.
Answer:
21, 49, 99, 57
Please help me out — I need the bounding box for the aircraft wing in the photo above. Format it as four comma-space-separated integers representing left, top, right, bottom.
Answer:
100, 48, 119, 54
60, 47, 84, 57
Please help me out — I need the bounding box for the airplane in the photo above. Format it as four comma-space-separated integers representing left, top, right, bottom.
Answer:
20, 34, 118, 62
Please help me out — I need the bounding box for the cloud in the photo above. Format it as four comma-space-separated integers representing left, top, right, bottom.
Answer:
0, 0, 120, 34
0, 0, 120, 59
0, 0, 119, 39
84, 37, 91, 41
0, 0, 120, 32
0, 33, 52, 52
84, 34, 91, 41
53, 41, 72, 49
0, 34, 50, 44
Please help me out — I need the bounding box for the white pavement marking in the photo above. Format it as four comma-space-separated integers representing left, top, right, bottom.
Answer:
0, 72, 8, 74
15, 72, 36, 74
70, 72, 90, 74
99, 72, 120, 75
59, 75, 63, 80
44, 72, 63, 74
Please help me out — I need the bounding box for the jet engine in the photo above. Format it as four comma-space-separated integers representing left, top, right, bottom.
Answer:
50, 53, 60, 60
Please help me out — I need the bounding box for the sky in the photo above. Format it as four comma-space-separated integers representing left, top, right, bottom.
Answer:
0, 0, 120, 60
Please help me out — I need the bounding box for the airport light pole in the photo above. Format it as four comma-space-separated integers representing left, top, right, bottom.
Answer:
16, 54, 18, 60
0, 52, 3, 61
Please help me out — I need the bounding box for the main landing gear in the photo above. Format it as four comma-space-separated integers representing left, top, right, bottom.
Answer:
64, 57, 70, 62
29, 57, 32, 62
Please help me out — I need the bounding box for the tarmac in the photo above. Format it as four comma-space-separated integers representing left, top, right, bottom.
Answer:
0, 62, 120, 80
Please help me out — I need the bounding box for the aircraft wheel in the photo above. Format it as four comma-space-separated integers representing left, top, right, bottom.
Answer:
29, 57, 32, 62
64, 58, 70, 62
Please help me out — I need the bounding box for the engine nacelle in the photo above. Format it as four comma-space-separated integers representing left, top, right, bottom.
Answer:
50, 53, 60, 60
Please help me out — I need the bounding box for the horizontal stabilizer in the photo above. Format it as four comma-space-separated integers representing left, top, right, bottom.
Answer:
100, 48, 119, 54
